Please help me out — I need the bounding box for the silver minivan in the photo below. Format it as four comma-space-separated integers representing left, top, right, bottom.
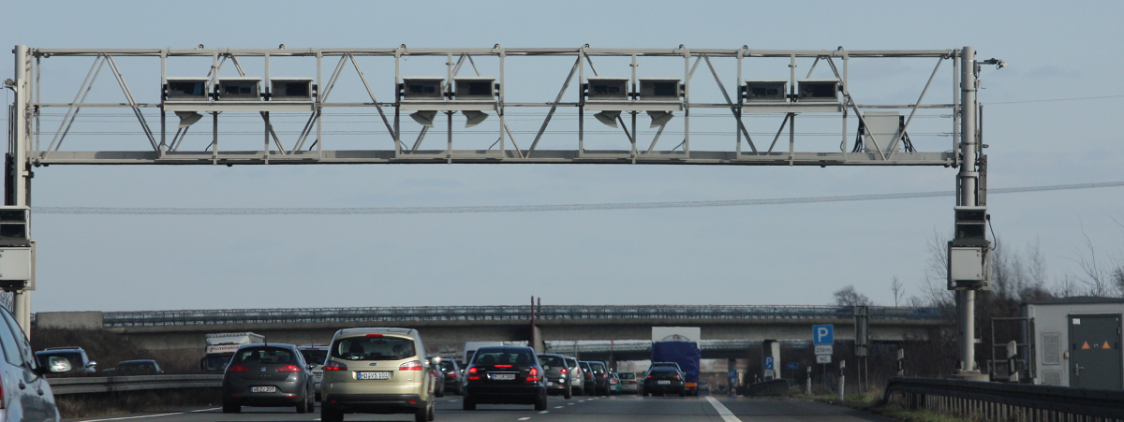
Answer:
0, 306, 67, 422
320, 328, 435, 422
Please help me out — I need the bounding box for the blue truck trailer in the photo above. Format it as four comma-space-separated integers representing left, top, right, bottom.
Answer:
651, 341, 701, 396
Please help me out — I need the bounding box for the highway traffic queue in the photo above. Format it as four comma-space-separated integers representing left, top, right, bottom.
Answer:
214, 327, 695, 421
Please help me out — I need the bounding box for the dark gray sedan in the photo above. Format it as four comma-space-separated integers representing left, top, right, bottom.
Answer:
222, 344, 315, 413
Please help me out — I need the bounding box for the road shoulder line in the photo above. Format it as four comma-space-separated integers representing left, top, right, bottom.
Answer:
705, 396, 743, 422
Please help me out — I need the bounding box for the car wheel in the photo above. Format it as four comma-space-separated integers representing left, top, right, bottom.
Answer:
534, 392, 547, 411
563, 386, 572, 400
462, 396, 476, 411
222, 399, 240, 413
679, 389, 686, 397
436, 388, 444, 398
428, 402, 435, 421
321, 404, 343, 422
415, 402, 428, 422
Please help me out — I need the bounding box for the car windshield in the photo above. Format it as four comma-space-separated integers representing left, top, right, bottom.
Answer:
472, 348, 535, 366
231, 347, 294, 364
538, 355, 565, 369
591, 364, 606, 375
118, 362, 156, 372
332, 336, 416, 361
619, 372, 635, 379
300, 349, 328, 366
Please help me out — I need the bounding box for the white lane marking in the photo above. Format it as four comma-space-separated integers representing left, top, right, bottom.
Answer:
578, 399, 585, 402
567, 402, 575, 405
705, 396, 743, 422
518, 418, 531, 421
189, 408, 221, 413
554, 406, 564, 409
77, 413, 181, 422
539, 410, 549, 414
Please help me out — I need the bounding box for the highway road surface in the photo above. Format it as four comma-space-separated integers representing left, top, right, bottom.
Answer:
65, 396, 893, 422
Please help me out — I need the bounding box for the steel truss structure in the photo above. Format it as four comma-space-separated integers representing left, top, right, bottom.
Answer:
8, 45, 996, 378
16, 46, 966, 166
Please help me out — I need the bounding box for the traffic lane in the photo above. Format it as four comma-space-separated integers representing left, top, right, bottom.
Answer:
63, 395, 892, 422
711, 396, 897, 422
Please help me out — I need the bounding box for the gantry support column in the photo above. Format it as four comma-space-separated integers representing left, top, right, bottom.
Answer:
8, 45, 33, 337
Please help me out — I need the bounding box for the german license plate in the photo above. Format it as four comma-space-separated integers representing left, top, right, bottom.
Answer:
547, 381, 554, 386
657, 380, 671, 385
250, 386, 277, 393
491, 373, 516, 380
357, 371, 391, 380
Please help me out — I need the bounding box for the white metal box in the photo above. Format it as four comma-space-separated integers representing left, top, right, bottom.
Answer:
862, 112, 902, 152
586, 77, 629, 100
638, 78, 682, 101
744, 80, 788, 102
401, 77, 445, 100
217, 77, 261, 101
797, 79, 839, 102
0, 248, 31, 281
454, 77, 496, 100
164, 77, 210, 101
270, 78, 314, 101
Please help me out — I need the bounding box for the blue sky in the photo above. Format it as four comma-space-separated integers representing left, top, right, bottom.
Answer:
4, 1, 1123, 312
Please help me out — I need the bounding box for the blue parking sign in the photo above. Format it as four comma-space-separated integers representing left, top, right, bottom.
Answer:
764, 356, 774, 370
813, 325, 834, 345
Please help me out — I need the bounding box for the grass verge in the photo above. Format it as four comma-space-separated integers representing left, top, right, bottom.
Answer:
55, 388, 221, 419
806, 391, 977, 422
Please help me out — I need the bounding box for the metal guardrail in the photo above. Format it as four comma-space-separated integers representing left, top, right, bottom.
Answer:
883, 377, 1124, 421
98, 305, 943, 328
47, 374, 222, 395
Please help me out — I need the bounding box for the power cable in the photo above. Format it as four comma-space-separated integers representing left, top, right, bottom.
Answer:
32, 180, 1124, 216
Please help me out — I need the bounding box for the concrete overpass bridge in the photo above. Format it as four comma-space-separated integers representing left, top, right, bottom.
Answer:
36, 305, 949, 355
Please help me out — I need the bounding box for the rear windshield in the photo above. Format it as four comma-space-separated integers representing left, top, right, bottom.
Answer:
649, 367, 678, 373
565, 357, 578, 368
439, 361, 455, 372
538, 355, 565, 369
472, 348, 535, 366
619, 372, 635, 379
332, 336, 416, 361
590, 363, 606, 374
36, 351, 83, 367
300, 349, 328, 366
232, 347, 294, 364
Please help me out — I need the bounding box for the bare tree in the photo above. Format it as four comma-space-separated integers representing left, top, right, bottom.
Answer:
1074, 225, 1112, 297
0, 291, 11, 312
833, 285, 873, 306
921, 230, 955, 307
890, 276, 904, 306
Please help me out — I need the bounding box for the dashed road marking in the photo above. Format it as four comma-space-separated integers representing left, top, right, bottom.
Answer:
78, 412, 183, 422
539, 410, 549, 414
518, 418, 531, 421
554, 406, 564, 409
705, 396, 743, 422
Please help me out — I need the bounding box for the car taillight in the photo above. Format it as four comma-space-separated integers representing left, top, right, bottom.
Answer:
447, 372, 457, 378
227, 365, 250, 373
365, 334, 383, 337
526, 367, 540, 382
647, 375, 652, 379
399, 360, 423, 371
560, 368, 568, 374
277, 365, 302, 372
494, 364, 513, 368
675, 375, 682, 380
468, 367, 480, 380
324, 362, 348, 371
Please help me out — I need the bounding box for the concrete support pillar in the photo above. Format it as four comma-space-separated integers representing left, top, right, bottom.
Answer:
727, 358, 738, 395
762, 340, 781, 381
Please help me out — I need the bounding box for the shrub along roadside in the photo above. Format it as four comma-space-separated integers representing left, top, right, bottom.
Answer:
807, 391, 976, 422
54, 388, 222, 419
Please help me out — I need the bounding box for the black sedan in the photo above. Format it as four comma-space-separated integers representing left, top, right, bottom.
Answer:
462, 346, 547, 411
222, 343, 315, 413
643, 366, 686, 396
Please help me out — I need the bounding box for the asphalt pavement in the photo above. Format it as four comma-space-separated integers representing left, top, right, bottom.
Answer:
65, 395, 894, 422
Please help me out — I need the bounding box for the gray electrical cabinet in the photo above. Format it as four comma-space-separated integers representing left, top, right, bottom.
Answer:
861, 112, 902, 153
1025, 298, 1124, 389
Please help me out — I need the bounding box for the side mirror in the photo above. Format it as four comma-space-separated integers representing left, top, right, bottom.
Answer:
47, 356, 73, 373
86, 361, 97, 368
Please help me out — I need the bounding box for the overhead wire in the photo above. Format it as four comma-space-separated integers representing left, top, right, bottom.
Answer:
32, 180, 1124, 216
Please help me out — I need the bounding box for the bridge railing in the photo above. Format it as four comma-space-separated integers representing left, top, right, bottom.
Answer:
883, 377, 1124, 421
97, 305, 943, 328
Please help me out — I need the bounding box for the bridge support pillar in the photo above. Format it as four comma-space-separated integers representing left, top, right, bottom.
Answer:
530, 325, 544, 353
727, 358, 738, 395
762, 340, 781, 381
